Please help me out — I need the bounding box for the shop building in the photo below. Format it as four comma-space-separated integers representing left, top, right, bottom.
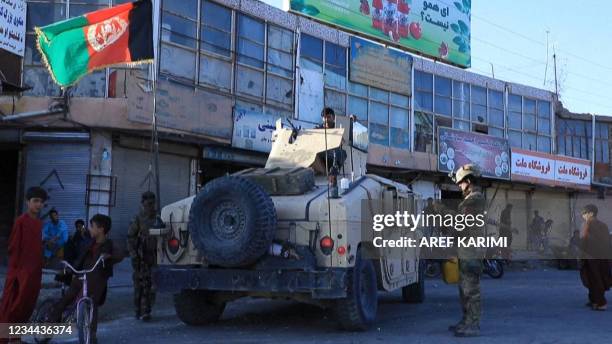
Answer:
1, 0, 610, 252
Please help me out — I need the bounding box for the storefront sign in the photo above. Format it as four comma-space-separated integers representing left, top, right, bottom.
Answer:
555, 156, 591, 189
0, 0, 26, 56
511, 148, 591, 189
350, 37, 412, 94
511, 149, 556, 186
438, 127, 510, 179
290, 0, 471, 68
232, 110, 315, 153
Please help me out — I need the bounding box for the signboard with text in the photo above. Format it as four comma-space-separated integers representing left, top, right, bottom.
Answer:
511, 148, 591, 190
0, 0, 26, 56
290, 0, 471, 68
438, 127, 510, 180
350, 36, 412, 94
232, 110, 315, 153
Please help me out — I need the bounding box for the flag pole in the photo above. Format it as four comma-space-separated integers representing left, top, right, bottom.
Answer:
151, 0, 163, 226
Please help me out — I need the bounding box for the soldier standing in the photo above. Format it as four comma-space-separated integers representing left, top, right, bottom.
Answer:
435, 164, 486, 337
127, 191, 158, 321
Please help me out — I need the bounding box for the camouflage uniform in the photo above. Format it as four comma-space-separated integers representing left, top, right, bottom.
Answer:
127, 192, 158, 320
455, 190, 486, 331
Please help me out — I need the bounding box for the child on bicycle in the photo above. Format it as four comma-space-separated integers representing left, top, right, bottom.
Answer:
47, 214, 123, 343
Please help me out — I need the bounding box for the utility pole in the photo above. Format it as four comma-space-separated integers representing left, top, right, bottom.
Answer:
553, 45, 559, 98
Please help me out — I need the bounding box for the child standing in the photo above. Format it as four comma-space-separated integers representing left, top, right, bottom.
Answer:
0, 187, 48, 341
47, 214, 123, 343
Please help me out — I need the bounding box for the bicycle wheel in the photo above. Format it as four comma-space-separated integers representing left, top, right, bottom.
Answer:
77, 298, 94, 344
33, 298, 59, 344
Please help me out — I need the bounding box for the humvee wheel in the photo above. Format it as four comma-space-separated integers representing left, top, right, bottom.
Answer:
402, 260, 425, 303
333, 250, 378, 331
189, 176, 277, 267
174, 290, 226, 326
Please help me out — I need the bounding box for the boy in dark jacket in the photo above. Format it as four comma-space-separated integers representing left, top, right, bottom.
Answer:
47, 214, 123, 343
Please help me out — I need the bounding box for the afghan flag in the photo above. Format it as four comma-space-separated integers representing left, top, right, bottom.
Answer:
36, 0, 153, 87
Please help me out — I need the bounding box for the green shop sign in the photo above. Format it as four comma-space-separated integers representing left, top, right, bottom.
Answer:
290, 0, 471, 68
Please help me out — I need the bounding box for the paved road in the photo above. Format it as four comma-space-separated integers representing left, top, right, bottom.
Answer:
27, 265, 612, 343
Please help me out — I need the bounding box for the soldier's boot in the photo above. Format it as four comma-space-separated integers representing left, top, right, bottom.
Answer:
141, 313, 152, 321
448, 320, 466, 332
454, 323, 480, 337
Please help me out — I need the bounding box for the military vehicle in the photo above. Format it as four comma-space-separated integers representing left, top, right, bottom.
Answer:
151, 118, 424, 330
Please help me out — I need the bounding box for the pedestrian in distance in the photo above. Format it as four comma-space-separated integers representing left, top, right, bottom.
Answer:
64, 218, 93, 266
0, 186, 48, 343
42, 208, 69, 266
127, 191, 158, 321
579, 204, 612, 311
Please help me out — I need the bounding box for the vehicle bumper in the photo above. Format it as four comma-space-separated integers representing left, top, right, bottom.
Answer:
153, 266, 348, 299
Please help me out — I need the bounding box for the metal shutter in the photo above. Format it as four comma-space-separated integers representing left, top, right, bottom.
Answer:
24, 142, 90, 230
110, 147, 191, 242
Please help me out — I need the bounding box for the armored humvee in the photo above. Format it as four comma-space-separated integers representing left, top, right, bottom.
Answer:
151, 118, 424, 330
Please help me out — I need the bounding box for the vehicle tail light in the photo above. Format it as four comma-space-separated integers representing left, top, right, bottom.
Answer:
337, 246, 346, 256
320, 236, 334, 255
168, 238, 180, 254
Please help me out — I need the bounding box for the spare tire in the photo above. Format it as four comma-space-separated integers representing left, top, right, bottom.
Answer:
189, 176, 277, 267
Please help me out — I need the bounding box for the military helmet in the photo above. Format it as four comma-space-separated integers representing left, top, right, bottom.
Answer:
141, 191, 156, 202
451, 164, 481, 184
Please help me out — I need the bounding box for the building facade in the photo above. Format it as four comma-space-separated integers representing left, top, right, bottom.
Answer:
1, 0, 611, 251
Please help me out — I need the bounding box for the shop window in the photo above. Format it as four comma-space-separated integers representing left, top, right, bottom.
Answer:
452, 80, 470, 120
390, 107, 409, 149
369, 101, 389, 146
108, 69, 129, 98
415, 111, 434, 153
537, 100, 551, 135
523, 98, 536, 132
488, 90, 504, 128
237, 14, 265, 69
300, 34, 323, 72
415, 70, 433, 112
268, 26, 294, 78
324, 42, 346, 90
160, 44, 196, 81
162, 11, 197, 48
70, 1, 108, 18
235, 65, 264, 98
489, 127, 504, 138
434, 76, 451, 117
200, 0, 232, 57
199, 55, 232, 90
537, 136, 551, 153
508, 130, 522, 148
523, 133, 537, 150
324, 89, 346, 116
454, 120, 470, 131
471, 86, 486, 124
508, 94, 522, 130
349, 96, 368, 122
71, 71, 106, 98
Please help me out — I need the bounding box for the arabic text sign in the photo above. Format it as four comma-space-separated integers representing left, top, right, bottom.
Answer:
290, 0, 471, 68
511, 149, 556, 186
555, 156, 591, 189
350, 37, 412, 94
438, 127, 510, 180
232, 110, 315, 153
0, 0, 26, 56
510, 148, 591, 189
